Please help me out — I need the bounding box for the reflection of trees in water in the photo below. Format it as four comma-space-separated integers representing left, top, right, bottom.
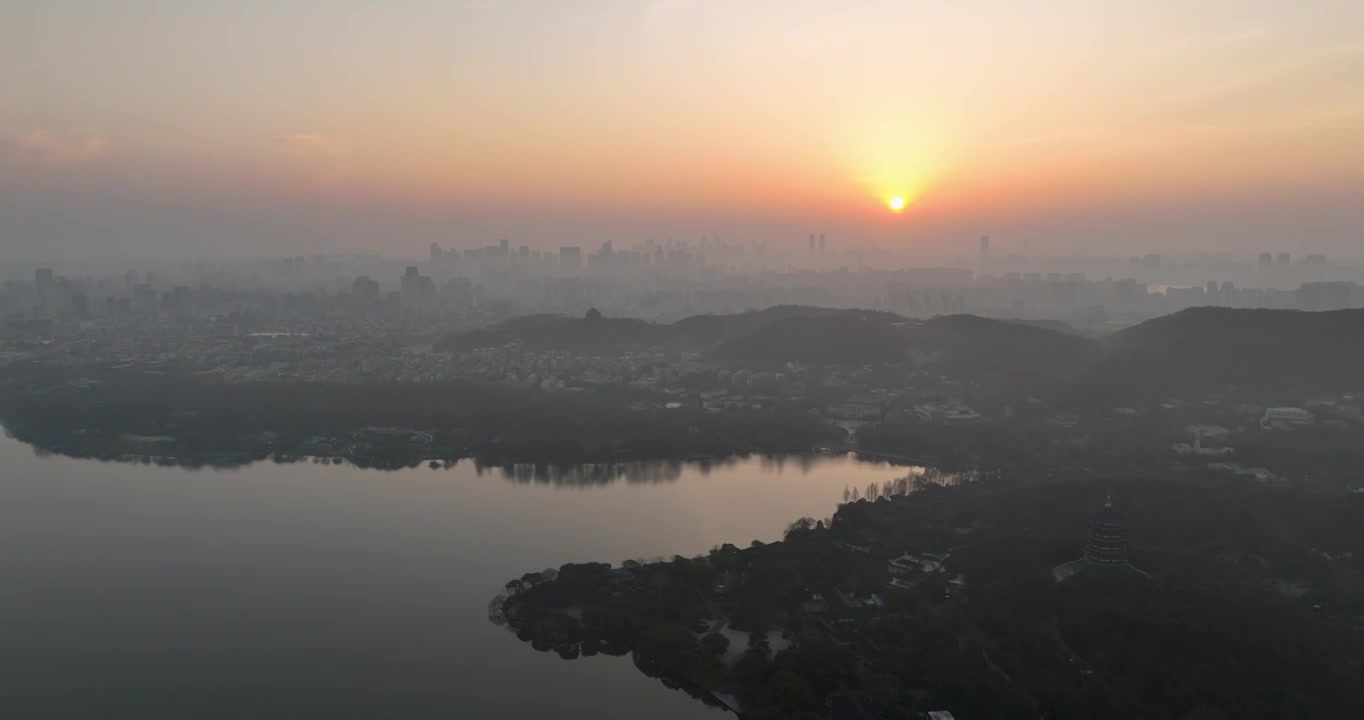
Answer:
755, 452, 829, 475
483, 460, 689, 486
839, 466, 970, 503
14, 439, 879, 487
476, 452, 863, 487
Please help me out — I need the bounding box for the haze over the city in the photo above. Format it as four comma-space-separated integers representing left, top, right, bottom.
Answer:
4, 0, 1363, 261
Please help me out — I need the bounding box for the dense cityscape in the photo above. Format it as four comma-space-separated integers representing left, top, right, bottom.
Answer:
5, 241, 1363, 370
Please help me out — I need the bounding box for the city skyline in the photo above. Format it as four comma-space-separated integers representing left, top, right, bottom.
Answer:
3, 1, 1363, 260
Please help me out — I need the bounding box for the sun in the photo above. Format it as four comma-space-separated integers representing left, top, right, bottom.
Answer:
888, 196, 906, 212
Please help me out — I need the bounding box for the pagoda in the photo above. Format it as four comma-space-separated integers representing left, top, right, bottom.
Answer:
1052, 493, 1146, 582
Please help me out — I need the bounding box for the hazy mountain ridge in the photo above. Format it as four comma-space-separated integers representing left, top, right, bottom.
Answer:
438, 305, 1364, 401
435, 305, 896, 355
1078, 307, 1364, 399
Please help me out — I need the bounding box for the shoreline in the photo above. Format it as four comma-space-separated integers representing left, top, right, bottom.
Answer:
0, 430, 898, 473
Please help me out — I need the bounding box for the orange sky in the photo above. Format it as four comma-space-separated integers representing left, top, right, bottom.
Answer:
3, 1, 1363, 259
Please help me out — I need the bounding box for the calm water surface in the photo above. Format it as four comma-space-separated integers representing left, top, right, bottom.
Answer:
0, 433, 909, 719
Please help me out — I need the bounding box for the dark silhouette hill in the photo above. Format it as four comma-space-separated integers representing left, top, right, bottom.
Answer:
439, 305, 1364, 402
1076, 307, 1364, 400
436, 313, 660, 353
1001, 318, 1083, 336
914, 314, 1095, 389
435, 306, 896, 354
706, 312, 913, 367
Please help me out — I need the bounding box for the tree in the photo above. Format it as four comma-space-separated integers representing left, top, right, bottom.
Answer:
784, 517, 817, 540
867, 672, 902, 706
585, 307, 603, 320
701, 632, 730, 659
765, 671, 819, 717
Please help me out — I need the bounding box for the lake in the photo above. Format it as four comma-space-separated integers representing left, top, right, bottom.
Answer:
0, 432, 911, 719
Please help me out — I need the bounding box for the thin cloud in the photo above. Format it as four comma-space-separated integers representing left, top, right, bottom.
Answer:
1, 130, 109, 167
282, 132, 352, 157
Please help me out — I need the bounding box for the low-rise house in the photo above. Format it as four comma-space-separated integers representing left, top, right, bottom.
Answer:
1262, 407, 1315, 430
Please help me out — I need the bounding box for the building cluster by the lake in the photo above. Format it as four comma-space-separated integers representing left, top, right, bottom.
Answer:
6, 244, 1364, 344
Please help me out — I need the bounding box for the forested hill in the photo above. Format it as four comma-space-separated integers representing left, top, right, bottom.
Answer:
1070, 307, 1364, 401
438, 305, 1364, 402
434, 305, 896, 354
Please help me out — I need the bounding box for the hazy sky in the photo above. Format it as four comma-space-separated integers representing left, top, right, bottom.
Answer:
3, 1, 1362, 260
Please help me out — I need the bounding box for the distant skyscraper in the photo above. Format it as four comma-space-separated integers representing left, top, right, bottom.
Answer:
1277, 252, 1291, 267
979, 235, 990, 260
1299, 281, 1353, 311
499, 238, 510, 256
808, 233, 816, 256
818, 233, 826, 255
34, 268, 53, 295
401, 266, 434, 301
351, 275, 380, 301
559, 246, 582, 271
429, 242, 444, 262
1258, 252, 1273, 271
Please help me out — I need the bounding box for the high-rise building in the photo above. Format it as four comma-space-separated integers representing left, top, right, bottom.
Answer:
351, 275, 381, 301
559, 246, 582, 271
1258, 252, 1273, 271
979, 235, 990, 260
429, 242, 444, 262
133, 283, 157, 311
401, 266, 434, 301
1299, 282, 1354, 311
818, 233, 826, 255
1277, 252, 1291, 267
808, 233, 816, 256
34, 268, 53, 296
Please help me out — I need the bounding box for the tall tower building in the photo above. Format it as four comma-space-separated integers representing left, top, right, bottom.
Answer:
1051, 492, 1146, 582
35, 268, 54, 296
1084, 494, 1129, 567
979, 235, 990, 260
808, 233, 816, 256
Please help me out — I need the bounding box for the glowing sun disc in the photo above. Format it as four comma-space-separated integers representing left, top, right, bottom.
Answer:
888, 196, 906, 211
